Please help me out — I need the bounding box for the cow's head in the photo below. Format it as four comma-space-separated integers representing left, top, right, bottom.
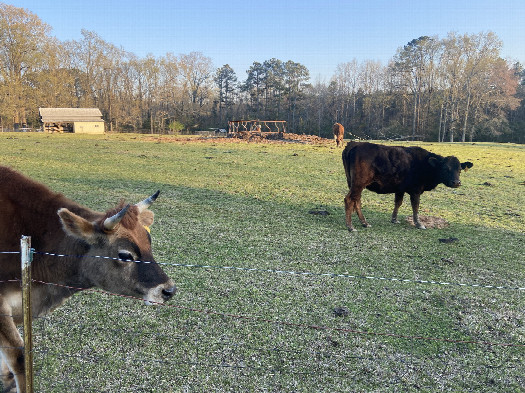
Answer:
57, 191, 175, 304
429, 156, 474, 188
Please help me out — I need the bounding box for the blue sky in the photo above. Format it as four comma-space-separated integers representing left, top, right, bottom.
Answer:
8, 0, 525, 81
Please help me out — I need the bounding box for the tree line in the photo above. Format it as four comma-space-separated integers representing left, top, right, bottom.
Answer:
1, 3, 524, 142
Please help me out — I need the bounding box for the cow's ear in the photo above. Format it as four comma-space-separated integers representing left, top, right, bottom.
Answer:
461, 162, 473, 171
58, 208, 96, 242
138, 210, 154, 228
428, 157, 440, 168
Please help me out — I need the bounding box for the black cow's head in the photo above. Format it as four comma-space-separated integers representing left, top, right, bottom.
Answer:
429, 156, 473, 188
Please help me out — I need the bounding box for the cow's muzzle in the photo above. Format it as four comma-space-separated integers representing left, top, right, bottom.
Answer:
143, 281, 176, 305
162, 286, 176, 301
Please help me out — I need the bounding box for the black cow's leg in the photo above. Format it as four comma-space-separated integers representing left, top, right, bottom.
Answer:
409, 193, 425, 229
344, 193, 356, 232
345, 188, 370, 231
355, 197, 371, 228
391, 192, 404, 223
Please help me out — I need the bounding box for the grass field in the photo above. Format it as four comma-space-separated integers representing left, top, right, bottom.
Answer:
1, 133, 524, 392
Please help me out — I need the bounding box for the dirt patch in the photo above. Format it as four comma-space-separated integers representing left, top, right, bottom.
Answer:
405, 215, 449, 229
141, 132, 335, 145
439, 237, 459, 243
235, 131, 333, 144
308, 207, 330, 216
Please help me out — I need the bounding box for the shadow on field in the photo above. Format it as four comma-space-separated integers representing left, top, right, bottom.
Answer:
30, 175, 525, 393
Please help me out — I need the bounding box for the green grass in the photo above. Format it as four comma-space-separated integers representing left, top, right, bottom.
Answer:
1, 133, 524, 392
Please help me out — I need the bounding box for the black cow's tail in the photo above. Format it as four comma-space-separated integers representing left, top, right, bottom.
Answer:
342, 142, 359, 190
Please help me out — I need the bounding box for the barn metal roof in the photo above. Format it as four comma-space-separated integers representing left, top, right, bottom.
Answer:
39, 108, 103, 122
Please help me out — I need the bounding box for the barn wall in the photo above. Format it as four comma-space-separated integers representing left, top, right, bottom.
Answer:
73, 121, 105, 134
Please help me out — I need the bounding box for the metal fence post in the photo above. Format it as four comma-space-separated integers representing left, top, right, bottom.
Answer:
21, 236, 34, 393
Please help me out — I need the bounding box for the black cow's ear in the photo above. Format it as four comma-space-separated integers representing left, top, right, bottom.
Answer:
461, 162, 473, 171
428, 157, 440, 168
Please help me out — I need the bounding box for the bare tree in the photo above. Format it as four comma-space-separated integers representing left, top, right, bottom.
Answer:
178, 52, 214, 127
333, 59, 360, 124
0, 3, 51, 127
391, 36, 440, 138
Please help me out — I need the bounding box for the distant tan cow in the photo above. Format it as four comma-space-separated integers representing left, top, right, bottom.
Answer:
333, 123, 344, 147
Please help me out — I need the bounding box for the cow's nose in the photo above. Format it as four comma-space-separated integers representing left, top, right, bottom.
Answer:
162, 286, 176, 300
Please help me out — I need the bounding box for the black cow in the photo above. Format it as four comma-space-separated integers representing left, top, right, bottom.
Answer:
342, 141, 473, 231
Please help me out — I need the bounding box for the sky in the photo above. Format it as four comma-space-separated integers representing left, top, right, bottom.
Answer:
7, 0, 525, 82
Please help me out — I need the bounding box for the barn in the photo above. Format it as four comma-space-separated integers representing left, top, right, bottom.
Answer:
39, 108, 105, 134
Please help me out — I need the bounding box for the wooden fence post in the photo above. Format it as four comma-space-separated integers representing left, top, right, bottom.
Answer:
21, 236, 34, 393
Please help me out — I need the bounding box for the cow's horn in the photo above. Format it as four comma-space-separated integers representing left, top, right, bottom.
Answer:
136, 190, 160, 212
103, 204, 130, 230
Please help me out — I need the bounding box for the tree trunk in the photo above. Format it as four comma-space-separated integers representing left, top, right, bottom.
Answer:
150, 111, 153, 134
438, 103, 443, 142
412, 92, 418, 137
461, 91, 471, 142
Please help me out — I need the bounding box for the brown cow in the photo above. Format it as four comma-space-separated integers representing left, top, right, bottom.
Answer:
0, 166, 175, 393
342, 142, 473, 232
333, 123, 344, 147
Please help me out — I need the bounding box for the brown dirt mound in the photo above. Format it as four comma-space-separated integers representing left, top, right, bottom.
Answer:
405, 216, 449, 229
141, 132, 338, 145
234, 131, 332, 144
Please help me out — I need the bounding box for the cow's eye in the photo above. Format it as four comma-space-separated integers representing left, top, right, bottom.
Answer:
118, 251, 134, 262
